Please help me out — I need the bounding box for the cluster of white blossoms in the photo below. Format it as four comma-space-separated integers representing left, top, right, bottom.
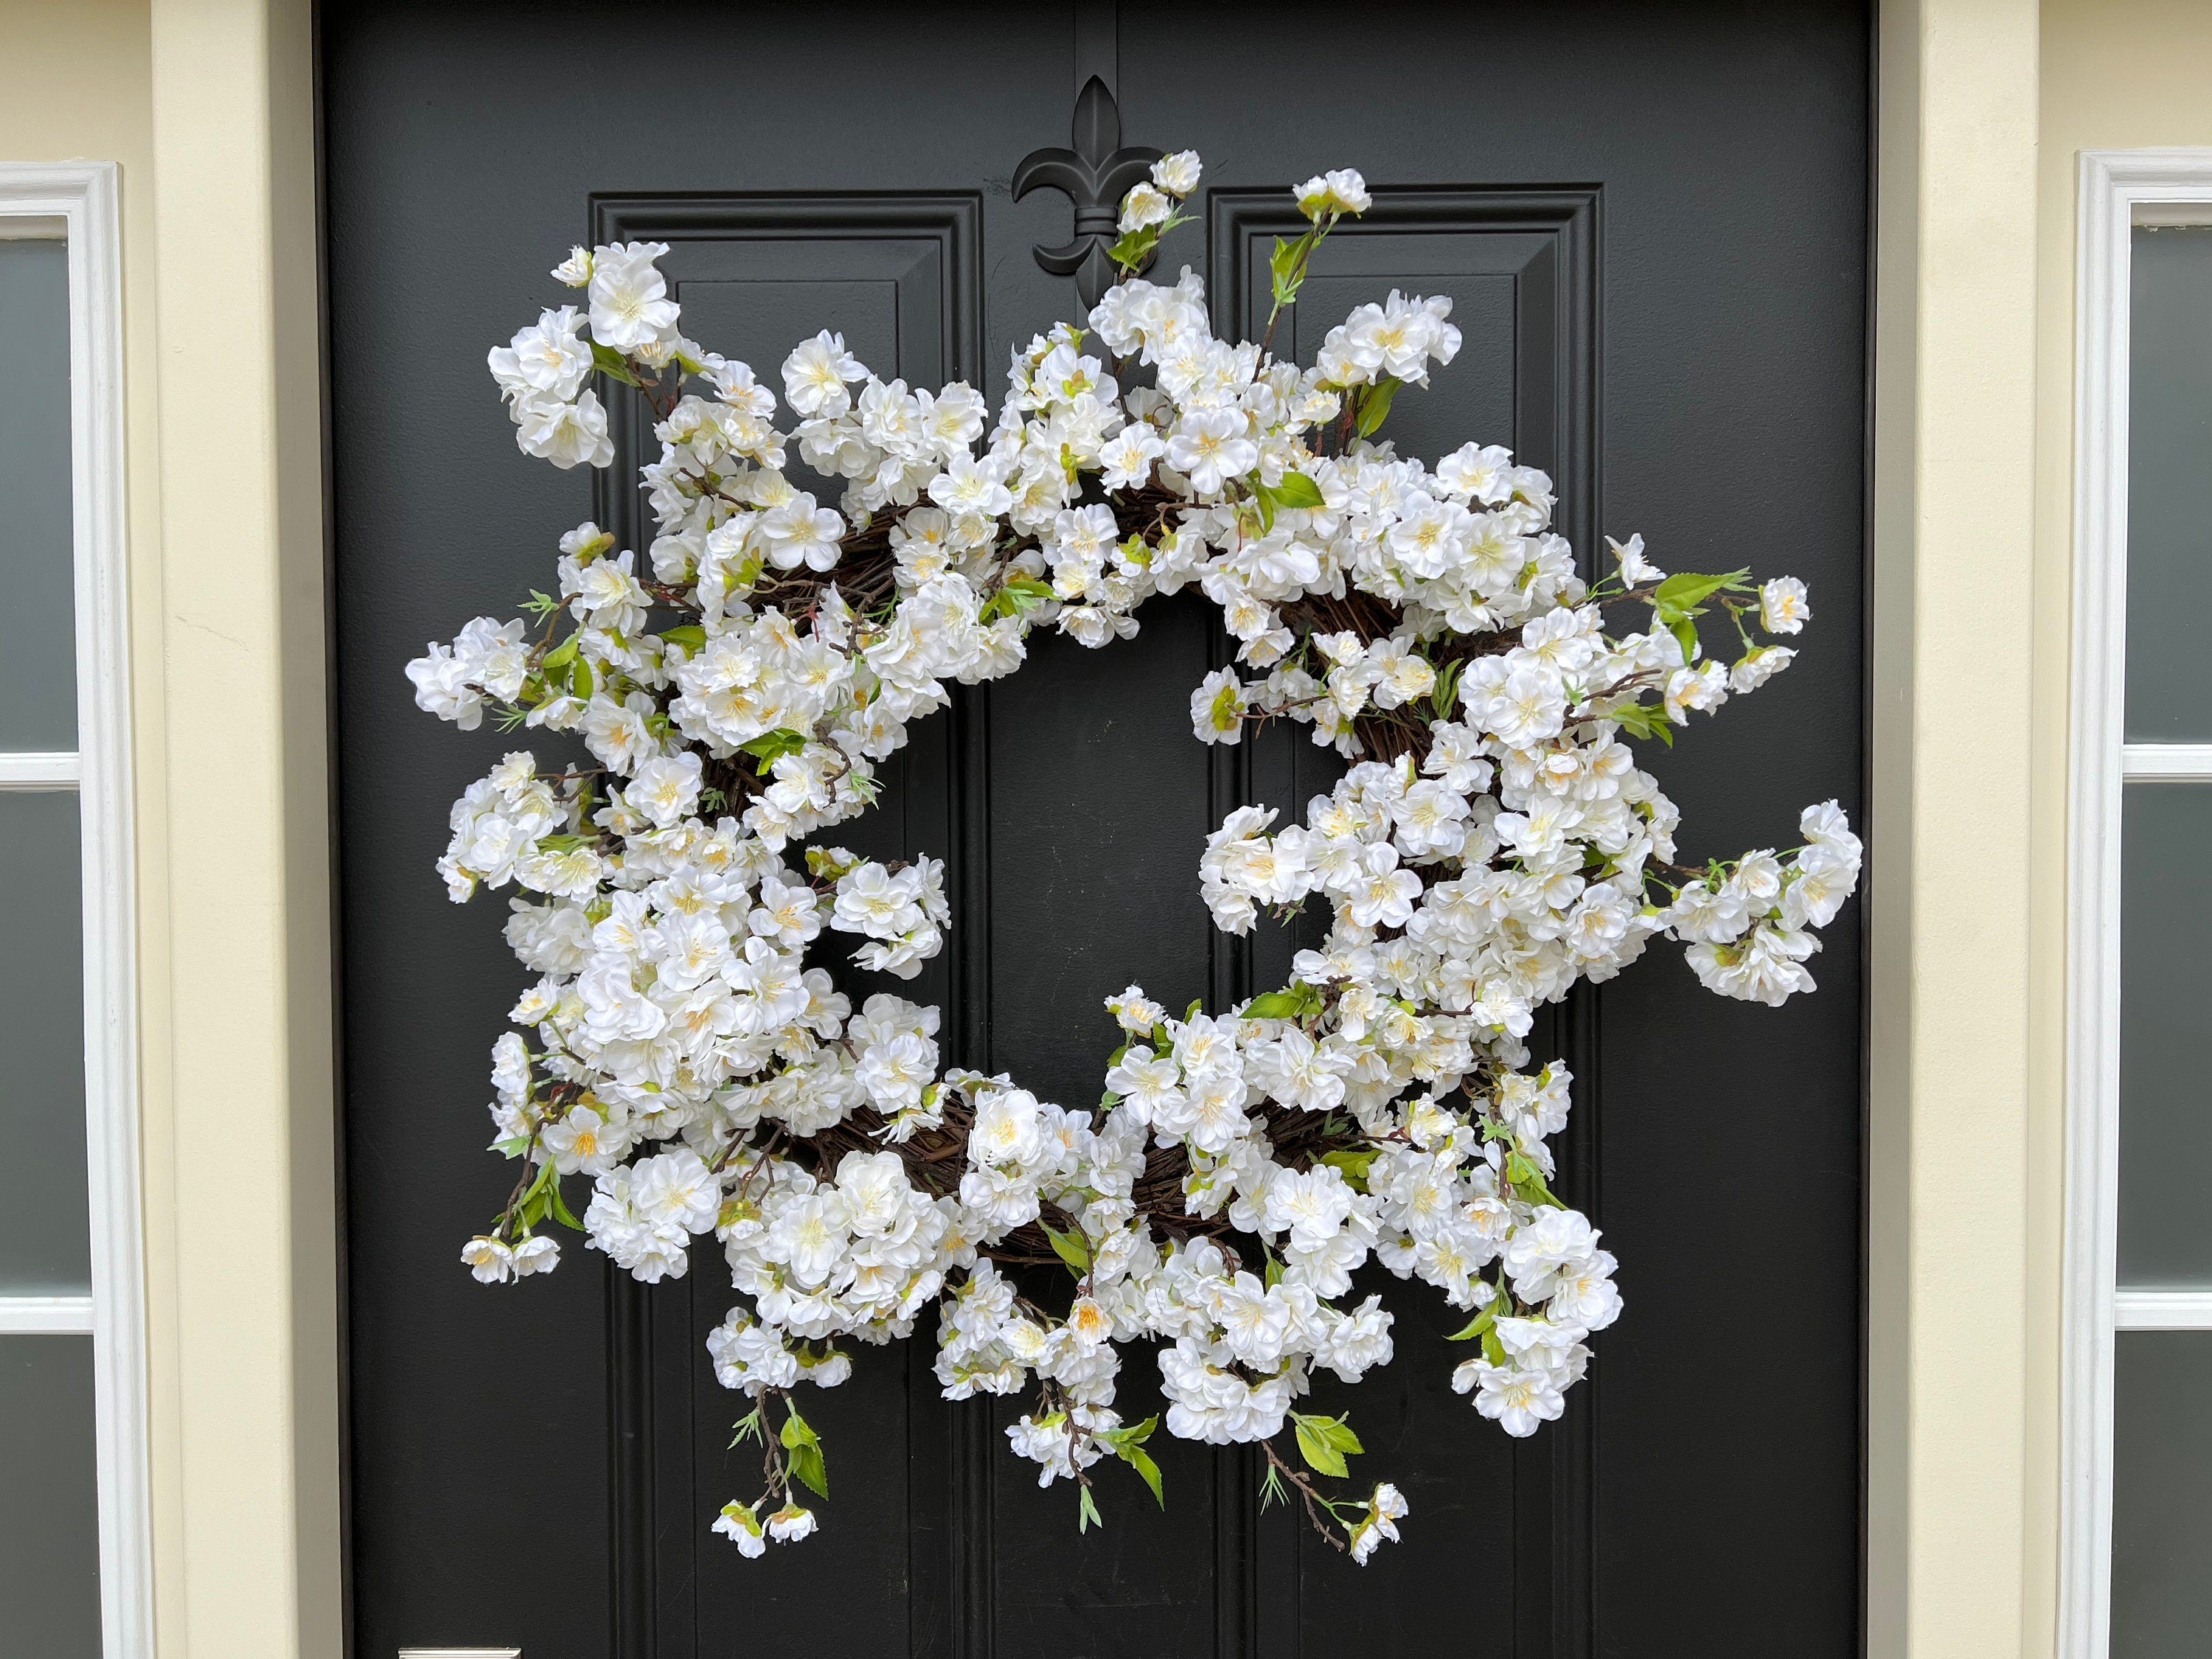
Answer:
416, 149, 1859, 1564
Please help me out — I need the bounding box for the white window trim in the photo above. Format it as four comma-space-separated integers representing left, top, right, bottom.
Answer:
0, 161, 148, 1659
0, 1295, 96, 1335
0, 750, 83, 787
2063, 146, 2212, 1659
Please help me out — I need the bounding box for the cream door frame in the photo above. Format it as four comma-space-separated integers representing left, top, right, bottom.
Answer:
1865, 1, 2042, 1652
147, 0, 342, 1654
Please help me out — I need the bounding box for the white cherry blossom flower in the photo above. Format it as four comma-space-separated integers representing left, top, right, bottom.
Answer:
1119, 181, 1173, 234
1760, 576, 1811, 633
588, 241, 678, 351
514, 389, 613, 469
1296, 167, 1372, 219
782, 330, 867, 417
1151, 150, 1203, 196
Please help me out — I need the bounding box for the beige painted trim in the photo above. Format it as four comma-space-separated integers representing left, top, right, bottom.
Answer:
147, 0, 341, 1653
1869, 0, 2042, 1653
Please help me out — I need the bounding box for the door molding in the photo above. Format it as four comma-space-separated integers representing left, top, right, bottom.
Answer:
581, 189, 992, 1658
1206, 185, 1599, 556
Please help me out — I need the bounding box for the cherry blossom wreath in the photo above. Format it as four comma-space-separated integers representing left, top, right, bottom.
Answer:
411, 153, 1859, 1565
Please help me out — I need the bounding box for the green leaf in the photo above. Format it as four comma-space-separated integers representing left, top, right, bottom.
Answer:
1666, 614, 1700, 664
1608, 700, 1677, 748
658, 624, 706, 653
982, 574, 1057, 622
738, 728, 808, 765
1263, 1252, 1284, 1288
1504, 1150, 1565, 1209
1241, 980, 1321, 1023
1293, 1413, 1350, 1479
589, 340, 643, 387
1318, 1146, 1379, 1189
1269, 234, 1307, 307
545, 1176, 582, 1231
568, 656, 594, 700
1108, 1414, 1158, 1450
1318, 1416, 1364, 1455
1430, 656, 1464, 721
1077, 1484, 1104, 1532
1270, 471, 1324, 509
1607, 700, 1652, 736
1446, 1304, 1500, 1343
540, 634, 579, 672
1481, 1326, 1509, 1366
788, 1443, 829, 1499
1105, 1416, 1166, 1508
1185, 998, 1204, 1021
779, 1402, 830, 1498
1354, 375, 1400, 438
1652, 568, 1749, 611
1121, 1442, 1165, 1507
1041, 1223, 1093, 1279
1249, 479, 1277, 533
1108, 226, 1157, 269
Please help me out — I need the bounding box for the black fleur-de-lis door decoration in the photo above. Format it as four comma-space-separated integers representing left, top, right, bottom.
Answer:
1013, 75, 1163, 312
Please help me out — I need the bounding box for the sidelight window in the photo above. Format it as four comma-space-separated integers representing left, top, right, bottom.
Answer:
0, 164, 147, 1659
2067, 150, 2212, 1659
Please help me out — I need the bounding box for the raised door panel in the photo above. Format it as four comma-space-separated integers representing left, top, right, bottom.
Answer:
1210, 185, 1602, 1659
580, 197, 986, 1659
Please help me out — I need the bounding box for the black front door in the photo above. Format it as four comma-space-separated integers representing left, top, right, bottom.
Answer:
325, 5, 1868, 1654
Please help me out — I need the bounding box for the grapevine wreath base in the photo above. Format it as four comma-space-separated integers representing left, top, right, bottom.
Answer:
411, 152, 1859, 1562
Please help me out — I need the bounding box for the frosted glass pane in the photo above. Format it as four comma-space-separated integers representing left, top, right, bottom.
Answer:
2118, 782, 2212, 1284
0, 238, 77, 751
2112, 1331, 2212, 1656
0, 1334, 101, 1656
0, 791, 89, 1290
